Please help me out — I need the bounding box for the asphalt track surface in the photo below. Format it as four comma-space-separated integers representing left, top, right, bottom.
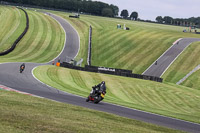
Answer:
143, 38, 200, 77
0, 13, 200, 133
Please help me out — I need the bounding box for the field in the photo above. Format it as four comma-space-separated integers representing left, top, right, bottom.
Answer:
0, 90, 183, 133
0, 6, 26, 53
34, 65, 200, 124
1, 5, 200, 132
54, 12, 200, 74
0, 9, 65, 63
54, 11, 200, 91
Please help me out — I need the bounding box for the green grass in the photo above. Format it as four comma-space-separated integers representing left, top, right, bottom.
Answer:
181, 68, 200, 90
162, 41, 200, 83
0, 91, 183, 133
0, 8, 65, 63
0, 6, 26, 53
52, 11, 200, 74
34, 65, 200, 124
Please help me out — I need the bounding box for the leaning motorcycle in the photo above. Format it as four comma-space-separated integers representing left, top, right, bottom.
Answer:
20, 66, 24, 73
86, 89, 106, 104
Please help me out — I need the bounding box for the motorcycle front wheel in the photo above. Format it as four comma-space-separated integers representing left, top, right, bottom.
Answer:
86, 96, 90, 102
94, 96, 100, 104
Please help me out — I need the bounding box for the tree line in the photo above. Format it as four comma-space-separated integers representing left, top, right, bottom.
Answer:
1, 0, 119, 17
120, 9, 138, 21
156, 16, 200, 27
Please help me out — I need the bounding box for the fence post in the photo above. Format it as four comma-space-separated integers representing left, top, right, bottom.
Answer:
87, 25, 92, 66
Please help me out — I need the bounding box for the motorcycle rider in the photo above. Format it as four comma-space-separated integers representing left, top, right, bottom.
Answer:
91, 81, 106, 95
20, 63, 25, 72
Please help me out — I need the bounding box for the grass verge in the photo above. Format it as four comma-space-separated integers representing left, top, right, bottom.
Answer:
181, 69, 200, 90
0, 8, 65, 63
0, 90, 183, 133
0, 6, 26, 53
34, 65, 200, 124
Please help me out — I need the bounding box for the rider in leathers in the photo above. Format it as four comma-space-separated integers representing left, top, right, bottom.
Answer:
20, 63, 25, 71
91, 81, 106, 95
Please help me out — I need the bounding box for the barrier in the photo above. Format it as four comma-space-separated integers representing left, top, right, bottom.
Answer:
69, 15, 79, 18
60, 62, 163, 83
0, 7, 29, 56
87, 26, 92, 65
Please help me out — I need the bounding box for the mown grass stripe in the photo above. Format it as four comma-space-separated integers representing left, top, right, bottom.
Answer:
23, 13, 53, 62
0, 8, 21, 47
0, 6, 26, 52
34, 66, 200, 123
0, 8, 65, 63
4, 10, 38, 59
99, 30, 159, 68
103, 30, 149, 64
7, 11, 41, 60
0, 8, 15, 43
120, 35, 175, 71
96, 31, 133, 60
0, 7, 13, 42
22, 12, 47, 62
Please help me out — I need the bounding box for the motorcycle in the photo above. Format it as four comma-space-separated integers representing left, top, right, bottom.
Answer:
86, 88, 106, 104
20, 66, 25, 73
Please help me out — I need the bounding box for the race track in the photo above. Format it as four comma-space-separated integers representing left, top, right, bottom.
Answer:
143, 38, 200, 77
0, 12, 200, 133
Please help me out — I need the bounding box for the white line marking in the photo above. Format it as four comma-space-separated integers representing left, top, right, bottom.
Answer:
31, 67, 54, 89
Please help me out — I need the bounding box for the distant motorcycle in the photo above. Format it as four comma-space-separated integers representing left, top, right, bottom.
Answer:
20, 63, 25, 73
86, 86, 106, 104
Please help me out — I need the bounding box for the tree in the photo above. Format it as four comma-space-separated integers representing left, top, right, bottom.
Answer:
130, 11, 138, 20
155, 16, 163, 23
120, 9, 129, 19
2, 0, 119, 17
110, 4, 119, 16
163, 16, 173, 24
101, 8, 113, 17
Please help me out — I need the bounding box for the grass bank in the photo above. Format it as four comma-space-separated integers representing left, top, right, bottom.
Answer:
53, 11, 200, 74
0, 90, 183, 133
34, 65, 200, 124
0, 6, 26, 53
0, 9, 65, 63
181, 68, 200, 90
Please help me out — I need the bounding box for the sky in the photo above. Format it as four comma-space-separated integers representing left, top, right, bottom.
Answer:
97, 0, 200, 21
